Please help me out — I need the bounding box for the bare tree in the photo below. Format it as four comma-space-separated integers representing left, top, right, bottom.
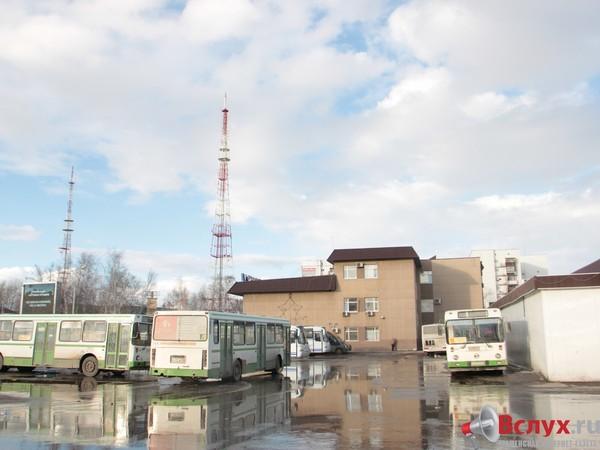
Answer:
0, 280, 22, 313
164, 279, 190, 311
72, 252, 101, 313
98, 251, 141, 313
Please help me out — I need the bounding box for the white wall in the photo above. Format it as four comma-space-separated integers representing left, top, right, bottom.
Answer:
470, 250, 498, 307
541, 288, 600, 382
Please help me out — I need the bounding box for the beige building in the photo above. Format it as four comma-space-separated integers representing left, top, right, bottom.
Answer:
230, 247, 484, 351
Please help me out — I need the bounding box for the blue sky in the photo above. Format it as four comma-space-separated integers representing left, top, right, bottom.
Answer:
1, 0, 600, 294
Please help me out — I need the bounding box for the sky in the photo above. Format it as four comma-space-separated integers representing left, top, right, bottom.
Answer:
1, 0, 600, 296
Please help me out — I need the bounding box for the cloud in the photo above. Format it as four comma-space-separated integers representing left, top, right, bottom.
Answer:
0, 266, 36, 281
0, 225, 41, 241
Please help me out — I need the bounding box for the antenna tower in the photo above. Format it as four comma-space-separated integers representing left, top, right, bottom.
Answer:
59, 166, 75, 312
210, 96, 233, 311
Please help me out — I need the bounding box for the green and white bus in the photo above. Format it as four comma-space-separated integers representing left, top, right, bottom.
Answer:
150, 311, 290, 382
0, 314, 152, 376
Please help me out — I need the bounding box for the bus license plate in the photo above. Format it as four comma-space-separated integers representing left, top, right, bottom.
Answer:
170, 355, 186, 364
471, 361, 485, 367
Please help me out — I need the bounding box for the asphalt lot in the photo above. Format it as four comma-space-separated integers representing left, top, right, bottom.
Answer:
1, 354, 600, 449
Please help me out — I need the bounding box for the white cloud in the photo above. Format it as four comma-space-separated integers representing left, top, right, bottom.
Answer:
0, 225, 41, 241
470, 192, 560, 212
0, 266, 36, 281
461, 91, 536, 121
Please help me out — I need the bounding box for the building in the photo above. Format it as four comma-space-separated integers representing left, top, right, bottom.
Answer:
230, 246, 422, 351
300, 260, 333, 277
230, 246, 485, 351
420, 257, 484, 324
495, 263, 600, 382
470, 249, 548, 307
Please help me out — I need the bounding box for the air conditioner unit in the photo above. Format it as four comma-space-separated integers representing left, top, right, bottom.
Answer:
433, 298, 442, 305
332, 327, 340, 333
357, 262, 364, 268
343, 311, 350, 317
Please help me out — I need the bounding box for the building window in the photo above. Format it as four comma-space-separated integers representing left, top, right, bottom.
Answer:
344, 265, 357, 280
420, 270, 433, 284
365, 297, 379, 312
345, 390, 362, 412
364, 264, 378, 279
344, 298, 359, 313
345, 327, 359, 341
365, 327, 380, 342
368, 391, 383, 412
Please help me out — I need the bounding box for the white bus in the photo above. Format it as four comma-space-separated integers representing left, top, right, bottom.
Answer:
302, 326, 332, 354
150, 311, 290, 382
0, 314, 152, 376
445, 309, 507, 373
421, 323, 447, 355
290, 325, 310, 358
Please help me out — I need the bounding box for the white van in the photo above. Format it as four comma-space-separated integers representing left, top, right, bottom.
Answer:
302, 326, 332, 354
290, 325, 311, 358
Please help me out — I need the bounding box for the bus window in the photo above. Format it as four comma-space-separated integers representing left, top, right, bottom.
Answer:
13, 321, 33, 341
275, 326, 284, 344
290, 329, 297, 344
212, 320, 219, 344
267, 325, 275, 344
154, 315, 208, 341
245, 323, 255, 345
0, 320, 12, 341
233, 322, 245, 345
83, 320, 107, 342
60, 321, 82, 342
131, 322, 151, 346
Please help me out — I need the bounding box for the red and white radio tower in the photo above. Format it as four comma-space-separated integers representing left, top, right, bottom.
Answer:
210, 96, 233, 311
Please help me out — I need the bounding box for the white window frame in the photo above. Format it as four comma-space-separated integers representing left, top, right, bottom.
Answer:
365, 297, 379, 312
365, 326, 380, 342
345, 327, 359, 342
420, 270, 433, 284
364, 264, 378, 279
344, 298, 359, 313
344, 265, 357, 280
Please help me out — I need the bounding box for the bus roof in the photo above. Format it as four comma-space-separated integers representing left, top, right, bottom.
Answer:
444, 309, 501, 320
0, 313, 151, 320
152, 310, 290, 325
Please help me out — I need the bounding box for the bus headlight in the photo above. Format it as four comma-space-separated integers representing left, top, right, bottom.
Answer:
495, 353, 502, 359
452, 355, 458, 360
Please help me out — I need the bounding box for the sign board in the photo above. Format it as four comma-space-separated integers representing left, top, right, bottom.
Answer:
21, 282, 62, 314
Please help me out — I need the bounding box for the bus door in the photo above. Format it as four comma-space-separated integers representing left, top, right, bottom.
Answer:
33, 322, 57, 366
257, 325, 266, 369
219, 322, 233, 378
106, 323, 131, 369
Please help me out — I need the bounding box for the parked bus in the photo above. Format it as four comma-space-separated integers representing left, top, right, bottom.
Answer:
150, 311, 290, 382
0, 314, 152, 376
444, 309, 507, 373
290, 325, 310, 359
421, 323, 447, 355
302, 326, 332, 354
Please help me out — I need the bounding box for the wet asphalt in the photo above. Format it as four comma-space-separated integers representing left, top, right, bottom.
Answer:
1, 354, 600, 449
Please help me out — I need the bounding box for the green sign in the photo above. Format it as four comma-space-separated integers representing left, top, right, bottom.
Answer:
21, 282, 61, 314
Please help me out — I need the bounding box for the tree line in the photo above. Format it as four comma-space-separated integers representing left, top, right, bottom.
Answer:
0, 251, 240, 314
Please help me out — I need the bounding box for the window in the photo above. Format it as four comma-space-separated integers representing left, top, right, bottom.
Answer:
60, 321, 82, 342
344, 298, 359, 313
364, 264, 378, 279
345, 390, 362, 412
131, 322, 150, 346
233, 322, 245, 345
304, 328, 314, 339
245, 323, 255, 345
420, 270, 433, 284
13, 321, 33, 341
275, 325, 284, 344
365, 297, 379, 312
212, 320, 219, 344
368, 391, 383, 412
0, 321, 12, 341
83, 320, 107, 343
345, 327, 359, 342
344, 265, 357, 280
365, 327, 380, 342
267, 324, 275, 344
153, 315, 208, 341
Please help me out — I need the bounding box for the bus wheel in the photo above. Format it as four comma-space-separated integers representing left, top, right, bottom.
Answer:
0, 354, 7, 372
271, 356, 282, 376
81, 355, 99, 377
232, 359, 242, 382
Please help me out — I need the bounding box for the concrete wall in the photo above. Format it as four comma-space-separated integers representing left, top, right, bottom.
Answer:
243, 259, 420, 351
502, 287, 600, 381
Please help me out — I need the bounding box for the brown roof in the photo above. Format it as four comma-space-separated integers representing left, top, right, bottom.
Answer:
573, 258, 600, 274
494, 273, 600, 309
229, 274, 337, 296
327, 246, 420, 265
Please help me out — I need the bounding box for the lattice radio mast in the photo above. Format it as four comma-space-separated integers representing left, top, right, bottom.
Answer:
59, 166, 75, 312
210, 96, 233, 311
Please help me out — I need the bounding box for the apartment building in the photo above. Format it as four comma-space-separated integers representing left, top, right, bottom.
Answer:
470, 249, 548, 307
230, 246, 421, 351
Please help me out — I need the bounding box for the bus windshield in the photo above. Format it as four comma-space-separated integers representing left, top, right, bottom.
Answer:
446, 318, 503, 344
291, 328, 306, 345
